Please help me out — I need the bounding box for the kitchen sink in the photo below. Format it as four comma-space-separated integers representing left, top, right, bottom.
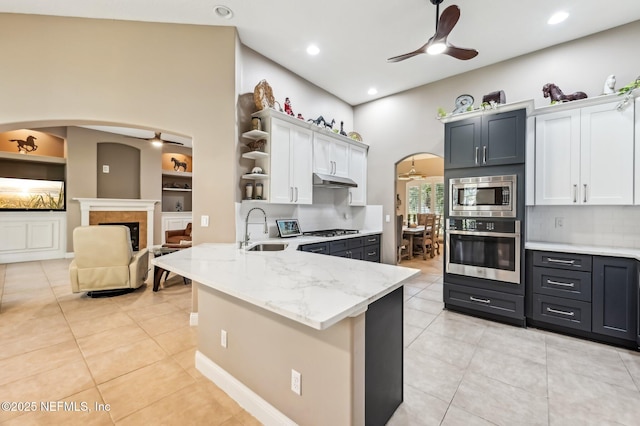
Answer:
247, 243, 288, 252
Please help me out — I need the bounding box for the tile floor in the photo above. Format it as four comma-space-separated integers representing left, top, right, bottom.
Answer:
0, 259, 259, 425
392, 255, 640, 425
1, 255, 640, 425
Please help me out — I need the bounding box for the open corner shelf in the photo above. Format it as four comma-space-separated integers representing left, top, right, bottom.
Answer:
241, 150, 269, 160
242, 129, 269, 140
241, 173, 269, 180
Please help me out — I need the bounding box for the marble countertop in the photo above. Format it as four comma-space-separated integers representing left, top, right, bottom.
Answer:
151, 241, 419, 330
246, 229, 382, 251
526, 241, 640, 261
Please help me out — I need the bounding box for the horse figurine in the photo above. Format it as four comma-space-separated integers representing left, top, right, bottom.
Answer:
324, 119, 336, 130
9, 135, 38, 153
542, 83, 588, 103
307, 116, 326, 126
171, 157, 188, 172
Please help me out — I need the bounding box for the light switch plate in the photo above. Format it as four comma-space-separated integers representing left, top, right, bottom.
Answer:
102, 165, 109, 173
201, 215, 209, 227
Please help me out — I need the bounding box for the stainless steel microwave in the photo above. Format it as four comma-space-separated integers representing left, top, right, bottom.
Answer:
449, 175, 516, 217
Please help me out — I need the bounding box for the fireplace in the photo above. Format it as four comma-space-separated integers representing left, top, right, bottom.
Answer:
99, 222, 140, 251
73, 198, 160, 249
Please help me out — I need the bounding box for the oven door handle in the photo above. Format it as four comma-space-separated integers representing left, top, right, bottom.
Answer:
447, 230, 520, 238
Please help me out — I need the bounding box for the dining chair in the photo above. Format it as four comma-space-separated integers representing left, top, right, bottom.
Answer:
433, 215, 442, 255
396, 215, 410, 263
413, 214, 435, 260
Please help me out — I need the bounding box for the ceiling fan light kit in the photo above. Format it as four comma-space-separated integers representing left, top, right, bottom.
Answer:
398, 157, 427, 181
387, 0, 478, 63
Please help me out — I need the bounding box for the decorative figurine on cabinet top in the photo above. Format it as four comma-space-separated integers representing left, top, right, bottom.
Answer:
284, 97, 294, 116
253, 79, 275, 110
452, 94, 474, 114
340, 121, 347, 136
542, 83, 588, 103
297, 113, 304, 120
482, 90, 506, 105
602, 75, 616, 95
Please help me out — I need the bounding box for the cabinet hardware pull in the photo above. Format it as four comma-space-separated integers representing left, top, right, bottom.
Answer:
289, 187, 293, 202
294, 187, 299, 202
547, 258, 575, 265
583, 184, 587, 203
475, 147, 479, 165
547, 307, 575, 317
482, 146, 487, 164
368, 251, 376, 256
331, 161, 336, 175
470, 296, 491, 304
310, 248, 325, 253
547, 279, 575, 288
573, 184, 577, 203
368, 238, 376, 242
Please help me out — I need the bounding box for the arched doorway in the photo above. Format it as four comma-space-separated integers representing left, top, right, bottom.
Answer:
395, 153, 444, 267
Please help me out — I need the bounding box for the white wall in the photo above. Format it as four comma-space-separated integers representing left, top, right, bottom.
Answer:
356, 21, 640, 263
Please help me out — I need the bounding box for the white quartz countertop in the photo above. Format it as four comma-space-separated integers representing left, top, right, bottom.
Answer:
152, 241, 419, 330
526, 241, 640, 261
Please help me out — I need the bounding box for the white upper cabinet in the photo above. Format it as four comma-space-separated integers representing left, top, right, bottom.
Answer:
635, 97, 640, 205
313, 133, 349, 177
534, 98, 634, 205
268, 117, 313, 205
348, 144, 367, 206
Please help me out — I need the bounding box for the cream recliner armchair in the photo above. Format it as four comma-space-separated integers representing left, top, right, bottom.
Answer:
70, 225, 149, 295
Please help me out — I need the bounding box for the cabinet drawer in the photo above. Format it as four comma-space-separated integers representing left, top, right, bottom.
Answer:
532, 266, 591, 302
362, 234, 381, 246
532, 251, 592, 271
299, 242, 329, 255
363, 246, 381, 263
330, 239, 349, 253
333, 247, 364, 260
348, 237, 364, 249
444, 283, 524, 320
531, 294, 591, 332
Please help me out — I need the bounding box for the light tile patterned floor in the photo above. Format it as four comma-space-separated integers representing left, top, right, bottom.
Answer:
392, 255, 640, 425
2, 256, 640, 425
0, 259, 259, 425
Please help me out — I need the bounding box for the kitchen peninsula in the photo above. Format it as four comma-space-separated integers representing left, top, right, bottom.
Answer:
152, 242, 419, 425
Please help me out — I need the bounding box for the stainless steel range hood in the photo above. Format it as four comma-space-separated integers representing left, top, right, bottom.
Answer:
313, 173, 358, 189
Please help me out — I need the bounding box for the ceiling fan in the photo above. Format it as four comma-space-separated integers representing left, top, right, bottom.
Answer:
140, 132, 184, 147
398, 157, 426, 181
387, 0, 478, 63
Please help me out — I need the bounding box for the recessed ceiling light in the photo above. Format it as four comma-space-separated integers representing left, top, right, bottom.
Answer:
548, 11, 569, 25
306, 45, 320, 56
213, 5, 234, 19
368, 88, 378, 95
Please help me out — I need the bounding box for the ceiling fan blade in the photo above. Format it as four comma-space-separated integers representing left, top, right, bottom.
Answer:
387, 42, 429, 62
434, 5, 460, 40
444, 45, 479, 60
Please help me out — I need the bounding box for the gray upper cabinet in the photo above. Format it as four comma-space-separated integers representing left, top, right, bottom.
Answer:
444, 109, 526, 169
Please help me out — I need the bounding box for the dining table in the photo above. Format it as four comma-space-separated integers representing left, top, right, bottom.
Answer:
402, 225, 432, 259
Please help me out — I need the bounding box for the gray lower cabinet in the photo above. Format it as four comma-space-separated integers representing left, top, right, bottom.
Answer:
299, 234, 381, 263
528, 250, 638, 347
592, 257, 637, 341
444, 283, 524, 320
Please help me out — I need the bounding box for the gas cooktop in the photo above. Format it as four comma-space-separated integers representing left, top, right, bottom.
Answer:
302, 229, 360, 238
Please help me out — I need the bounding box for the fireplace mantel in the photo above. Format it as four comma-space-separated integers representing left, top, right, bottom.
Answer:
73, 198, 160, 248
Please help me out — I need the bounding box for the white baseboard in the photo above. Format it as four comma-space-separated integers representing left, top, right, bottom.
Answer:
189, 312, 198, 326
195, 351, 297, 426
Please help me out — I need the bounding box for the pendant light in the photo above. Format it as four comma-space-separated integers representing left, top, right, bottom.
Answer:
398, 157, 426, 181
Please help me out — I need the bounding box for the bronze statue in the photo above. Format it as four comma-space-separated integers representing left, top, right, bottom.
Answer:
542, 83, 588, 103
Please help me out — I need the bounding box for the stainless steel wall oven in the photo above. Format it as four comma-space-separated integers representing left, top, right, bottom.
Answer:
446, 218, 521, 284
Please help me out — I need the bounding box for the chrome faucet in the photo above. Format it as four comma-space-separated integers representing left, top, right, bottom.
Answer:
243, 207, 268, 247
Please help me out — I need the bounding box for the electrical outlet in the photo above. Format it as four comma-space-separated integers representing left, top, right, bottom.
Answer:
201, 215, 209, 227
220, 329, 227, 348
291, 369, 301, 395
555, 217, 564, 228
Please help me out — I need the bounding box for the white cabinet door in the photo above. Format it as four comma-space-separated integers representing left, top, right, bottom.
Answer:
269, 118, 313, 205
348, 145, 367, 206
580, 102, 634, 205
535, 109, 581, 205
312, 133, 333, 175
291, 126, 313, 204
312, 133, 349, 177
332, 139, 349, 178
270, 119, 295, 204
636, 97, 640, 205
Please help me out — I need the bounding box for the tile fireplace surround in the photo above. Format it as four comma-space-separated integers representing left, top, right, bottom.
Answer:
73, 198, 159, 250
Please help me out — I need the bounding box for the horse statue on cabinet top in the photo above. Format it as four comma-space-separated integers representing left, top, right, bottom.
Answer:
9, 135, 38, 153
542, 83, 588, 103
307, 116, 336, 130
